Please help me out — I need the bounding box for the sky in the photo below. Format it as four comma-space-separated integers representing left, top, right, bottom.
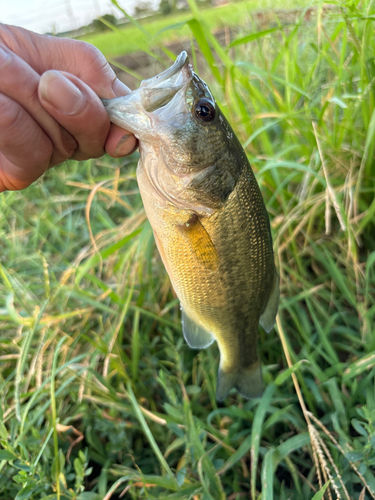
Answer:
0, 0, 159, 35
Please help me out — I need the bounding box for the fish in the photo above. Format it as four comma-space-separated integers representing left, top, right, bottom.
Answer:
102, 51, 279, 400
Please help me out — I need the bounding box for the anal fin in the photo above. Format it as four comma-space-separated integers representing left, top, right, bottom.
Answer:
181, 308, 215, 349
259, 269, 280, 333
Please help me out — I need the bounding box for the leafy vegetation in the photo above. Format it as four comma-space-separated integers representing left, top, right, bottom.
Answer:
1, 0, 375, 499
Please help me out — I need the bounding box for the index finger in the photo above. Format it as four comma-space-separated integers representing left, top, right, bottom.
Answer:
0, 23, 127, 99
1, 23, 138, 157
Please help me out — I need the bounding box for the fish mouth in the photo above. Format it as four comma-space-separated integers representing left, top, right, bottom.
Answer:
102, 52, 192, 137
140, 51, 192, 112
141, 51, 190, 88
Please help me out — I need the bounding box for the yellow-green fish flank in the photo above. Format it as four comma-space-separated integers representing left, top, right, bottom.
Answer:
102, 52, 279, 400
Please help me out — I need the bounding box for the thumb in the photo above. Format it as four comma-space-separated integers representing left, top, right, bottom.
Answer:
39, 70, 110, 160
39, 70, 86, 116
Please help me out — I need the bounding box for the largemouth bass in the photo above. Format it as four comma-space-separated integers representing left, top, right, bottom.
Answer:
102, 52, 279, 400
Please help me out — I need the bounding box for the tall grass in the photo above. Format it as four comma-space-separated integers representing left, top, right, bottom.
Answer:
79, 0, 312, 58
1, 1, 375, 499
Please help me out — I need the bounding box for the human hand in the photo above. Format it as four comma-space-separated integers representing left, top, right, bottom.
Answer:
0, 23, 137, 192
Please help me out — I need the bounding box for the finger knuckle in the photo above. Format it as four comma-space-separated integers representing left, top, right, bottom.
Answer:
0, 95, 23, 131
49, 136, 77, 167
65, 143, 77, 159
72, 40, 108, 74
61, 133, 78, 159
27, 135, 53, 168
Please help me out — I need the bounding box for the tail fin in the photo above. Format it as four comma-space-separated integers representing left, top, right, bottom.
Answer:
216, 363, 263, 401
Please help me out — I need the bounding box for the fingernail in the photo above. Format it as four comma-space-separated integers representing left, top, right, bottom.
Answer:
114, 134, 138, 156
125, 141, 139, 156
113, 78, 131, 97
39, 71, 86, 115
0, 46, 12, 68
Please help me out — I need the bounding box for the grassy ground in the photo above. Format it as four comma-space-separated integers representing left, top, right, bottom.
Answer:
1, 0, 375, 499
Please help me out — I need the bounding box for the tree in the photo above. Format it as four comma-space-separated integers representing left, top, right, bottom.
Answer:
90, 14, 117, 32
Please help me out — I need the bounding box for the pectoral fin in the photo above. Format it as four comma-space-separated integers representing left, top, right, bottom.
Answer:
259, 269, 280, 333
181, 308, 215, 349
178, 215, 219, 271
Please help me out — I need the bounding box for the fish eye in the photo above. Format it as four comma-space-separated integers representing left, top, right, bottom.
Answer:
194, 98, 215, 122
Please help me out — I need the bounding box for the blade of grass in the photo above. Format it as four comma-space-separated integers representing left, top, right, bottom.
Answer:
250, 383, 275, 499
126, 381, 178, 487
15, 300, 48, 421
51, 336, 66, 500
261, 448, 274, 500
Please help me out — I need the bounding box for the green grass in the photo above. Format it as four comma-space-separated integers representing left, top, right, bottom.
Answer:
1, 0, 375, 499
79, 0, 312, 58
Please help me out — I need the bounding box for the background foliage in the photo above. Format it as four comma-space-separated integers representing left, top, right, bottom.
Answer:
1, 0, 375, 499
